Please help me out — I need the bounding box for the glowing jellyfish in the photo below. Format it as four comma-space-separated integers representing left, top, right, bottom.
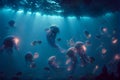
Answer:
48, 56, 56, 61
84, 30, 91, 39
93, 65, 99, 73
101, 48, 107, 54
66, 58, 71, 65
112, 37, 118, 44
33, 52, 39, 59
114, 54, 120, 61
13, 37, 19, 45
82, 45, 87, 52
101, 27, 107, 33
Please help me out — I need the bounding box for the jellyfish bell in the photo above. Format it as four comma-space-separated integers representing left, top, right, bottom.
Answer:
112, 37, 118, 44
33, 52, 39, 59
13, 37, 19, 45
66, 58, 71, 65
114, 54, 120, 61
48, 56, 56, 62
101, 48, 107, 54
31, 41, 37, 46
84, 30, 91, 39
8, 20, 16, 27
75, 41, 84, 49
75, 41, 87, 52
50, 25, 59, 33
101, 27, 108, 33
25, 52, 33, 62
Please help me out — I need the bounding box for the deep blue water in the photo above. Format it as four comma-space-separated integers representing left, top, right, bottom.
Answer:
0, 8, 120, 80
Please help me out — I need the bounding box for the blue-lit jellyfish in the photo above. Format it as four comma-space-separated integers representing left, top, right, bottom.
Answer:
75, 41, 95, 67
48, 56, 60, 70
25, 52, 33, 64
45, 25, 65, 53
31, 40, 42, 46
66, 47, 78, 74
46, 25, 59, 47
8, 20, 15, 27
0, 35, 19, 54
25, 52, 39, 68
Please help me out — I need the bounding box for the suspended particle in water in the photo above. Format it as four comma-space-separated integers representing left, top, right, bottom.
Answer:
93, 65, 99, 73
101, 27, 108, 33
114, 54, 120, 61
101, 48, 107, 54
67, 65, 72, 71
112, 37, 118, 44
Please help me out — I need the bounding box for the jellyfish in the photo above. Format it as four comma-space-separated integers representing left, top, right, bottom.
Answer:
46, 25, 59, 48
31, 40, 42, 46
84, 30, 91, 39
112, 37, 118, 44
45, 25, 65, 53
48, 56, 60, 70
33, 52, 39, 59
0, 35, 19, 54
66, 47, 78, 73
8, 20, 15, 27
75, 41, 95, 66
25, 52, 33, 64
101, 27, 108, 33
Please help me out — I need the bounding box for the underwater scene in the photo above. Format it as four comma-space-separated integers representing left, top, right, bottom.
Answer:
0, 0, 120, 80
